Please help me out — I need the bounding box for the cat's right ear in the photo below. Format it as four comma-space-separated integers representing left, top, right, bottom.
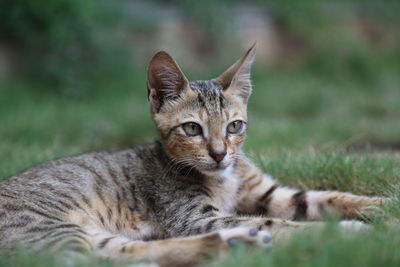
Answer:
216, 43, 256, 103
147, 51, 189, 113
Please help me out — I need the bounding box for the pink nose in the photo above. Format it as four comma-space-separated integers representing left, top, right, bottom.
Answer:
209, 151, 226, 163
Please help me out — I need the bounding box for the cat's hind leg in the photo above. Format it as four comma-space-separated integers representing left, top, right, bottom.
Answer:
0, 219, 93, 255
239, 179, 385, 221
235, 160, 386, 221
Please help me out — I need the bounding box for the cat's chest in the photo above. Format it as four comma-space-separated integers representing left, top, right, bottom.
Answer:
209, 166, 241, 214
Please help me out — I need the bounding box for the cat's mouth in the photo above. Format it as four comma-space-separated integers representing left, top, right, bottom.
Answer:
199, 161, 231, 174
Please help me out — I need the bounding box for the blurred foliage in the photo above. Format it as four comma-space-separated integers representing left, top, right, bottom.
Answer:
0, 0, 130, 97
0, 0, 399, 96
162, 0, 400, 80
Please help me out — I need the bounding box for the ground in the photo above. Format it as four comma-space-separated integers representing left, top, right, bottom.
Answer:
0, 67, 399, 266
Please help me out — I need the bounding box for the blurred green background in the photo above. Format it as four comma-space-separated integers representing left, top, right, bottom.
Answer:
0, 0, 399, 266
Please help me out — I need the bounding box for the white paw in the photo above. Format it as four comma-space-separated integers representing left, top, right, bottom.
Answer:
339, 220, 367, 231
219, 227, 272, 247
126, 263, 160, 267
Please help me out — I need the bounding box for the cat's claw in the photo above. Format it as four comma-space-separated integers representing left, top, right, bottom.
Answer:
219, 227, 272, 247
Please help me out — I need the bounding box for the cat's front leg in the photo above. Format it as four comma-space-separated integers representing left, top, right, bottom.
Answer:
91, 226, 271, 266
156, 197, 319, 242
235, 157, 387, 221
150, 184, 316, 241
184, 214, 322, 242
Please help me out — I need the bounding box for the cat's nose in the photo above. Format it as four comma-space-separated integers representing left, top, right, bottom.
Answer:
209, 151, 227, 163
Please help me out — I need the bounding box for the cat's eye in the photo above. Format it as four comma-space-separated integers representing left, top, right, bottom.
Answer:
182, 122, 202, 136
227, 120, 243, 134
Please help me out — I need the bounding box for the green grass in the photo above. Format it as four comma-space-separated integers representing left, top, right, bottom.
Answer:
0, 66, 399, 266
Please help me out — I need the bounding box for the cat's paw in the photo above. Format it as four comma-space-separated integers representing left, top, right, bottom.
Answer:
339, 220, 368, 231
218, 227, 272, 247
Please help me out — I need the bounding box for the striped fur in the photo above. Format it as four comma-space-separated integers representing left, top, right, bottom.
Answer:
0, 46, 386, 266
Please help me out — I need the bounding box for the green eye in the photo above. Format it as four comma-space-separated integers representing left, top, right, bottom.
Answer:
182, 122, 202, 136
227, 120, 243, 134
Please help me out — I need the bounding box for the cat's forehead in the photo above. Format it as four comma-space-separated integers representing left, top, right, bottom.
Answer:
189, 80, 224, 92
189, 80, 226, 113
175, 79, 247, 123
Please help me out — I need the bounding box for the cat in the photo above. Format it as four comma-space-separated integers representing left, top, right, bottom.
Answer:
0, 44, 385, 266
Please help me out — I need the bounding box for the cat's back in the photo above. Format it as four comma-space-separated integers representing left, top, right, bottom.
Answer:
0, 142, 166, 220
1, 150, 124, 190
1, 142, 160, 189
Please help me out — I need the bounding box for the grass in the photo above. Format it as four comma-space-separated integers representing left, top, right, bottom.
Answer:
0, 64, 399, 266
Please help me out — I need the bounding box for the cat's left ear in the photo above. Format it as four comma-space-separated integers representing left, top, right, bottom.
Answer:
216, 43, 256, 102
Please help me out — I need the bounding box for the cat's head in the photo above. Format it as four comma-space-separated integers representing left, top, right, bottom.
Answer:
147, 44, 256, 176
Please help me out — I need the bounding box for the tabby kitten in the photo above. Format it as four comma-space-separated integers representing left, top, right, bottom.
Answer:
0, 44, 385, 266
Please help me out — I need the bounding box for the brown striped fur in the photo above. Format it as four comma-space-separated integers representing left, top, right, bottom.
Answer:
0, 45, 386, 266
